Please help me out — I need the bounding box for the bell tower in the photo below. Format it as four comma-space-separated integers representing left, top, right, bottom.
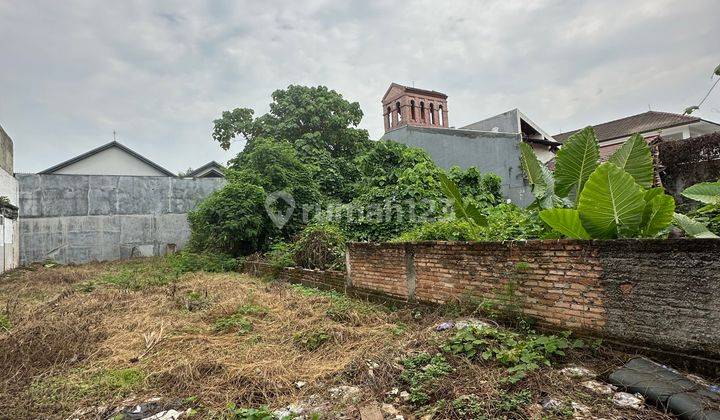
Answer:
381, 83, 449, 132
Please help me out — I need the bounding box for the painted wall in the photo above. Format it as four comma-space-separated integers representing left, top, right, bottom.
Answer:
383, 125, 533, 206
49, 146, 169, 176
17, 174, 225, 264
0, 125, 19, 272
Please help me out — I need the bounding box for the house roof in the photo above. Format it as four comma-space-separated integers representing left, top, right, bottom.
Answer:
40, 141, 176, 177
553, 111, 703, 143
381, 82, 448, 102
188, 161, 226, 178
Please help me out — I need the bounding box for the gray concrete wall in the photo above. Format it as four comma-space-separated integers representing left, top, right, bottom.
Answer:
383, 125, 533, 206
461, 109, 520, 133
17, 174, 225, 265
0, 125, 14, 174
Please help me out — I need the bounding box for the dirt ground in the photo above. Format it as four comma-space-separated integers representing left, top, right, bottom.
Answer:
0, 258, 687, 419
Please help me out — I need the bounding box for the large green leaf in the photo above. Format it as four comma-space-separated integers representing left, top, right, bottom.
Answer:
673, 213, 719, 238
577, 163, 646, 238
438, 172, 488, 227
608, 134, 654, 188
640, 194, 675, 237
681, 181, 720, 205
539, 208, 591, 239
519, 142, 550, 200
554, 126, 599, 202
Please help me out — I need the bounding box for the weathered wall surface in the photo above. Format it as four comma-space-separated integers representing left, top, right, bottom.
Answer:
0, 124, 19, 272
17, 174, 225, 264
0, 125, 14, 174
382, 125, 533, 206
340, 240, 720, 360
657, 132, 720, 204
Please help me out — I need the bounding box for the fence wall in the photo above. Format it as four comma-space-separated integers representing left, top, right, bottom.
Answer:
17, 174, 225, 264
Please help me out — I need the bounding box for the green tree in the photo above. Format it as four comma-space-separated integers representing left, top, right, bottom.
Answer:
214, 85, 371, 201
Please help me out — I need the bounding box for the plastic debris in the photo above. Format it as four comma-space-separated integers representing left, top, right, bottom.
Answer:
613, 392, 645, 410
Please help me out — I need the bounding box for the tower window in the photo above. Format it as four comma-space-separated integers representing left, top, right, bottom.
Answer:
396, 101, 402, 122
387, 106, 392, 127
410, 100, 416, 120
438, 105, 444, 126
420, 102, 425, 120
429, 103, 435, 125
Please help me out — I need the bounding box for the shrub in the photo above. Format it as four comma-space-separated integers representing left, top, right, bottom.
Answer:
167, 252, 239, 274
213, 313, 253, 334
291, 224, 346, 270
187, 182, 271, 255
400, 353, 453, 406
394, 219, 483, 242
265, 242, 294, 270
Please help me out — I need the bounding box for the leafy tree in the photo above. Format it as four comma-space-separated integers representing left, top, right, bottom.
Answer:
520, 130, 676, 239
214, 85, 371, 201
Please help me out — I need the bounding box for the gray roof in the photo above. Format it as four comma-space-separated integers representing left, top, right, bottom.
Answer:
553, 111, 704, 143
40, 141, 176, 177
188, 161, 226, 177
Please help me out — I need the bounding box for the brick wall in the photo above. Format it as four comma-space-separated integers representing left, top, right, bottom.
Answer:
244, 239, 720, 361
346, 239, 720, 360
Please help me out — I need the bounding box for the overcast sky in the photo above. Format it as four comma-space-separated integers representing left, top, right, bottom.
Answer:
1, 1, 719, 173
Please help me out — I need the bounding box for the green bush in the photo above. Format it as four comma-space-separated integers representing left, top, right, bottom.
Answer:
187, 182, 270, 255
167, 252, 239, 274
291, 223, 346, 270
394, 219, 483, 242
265, 242, 294, 270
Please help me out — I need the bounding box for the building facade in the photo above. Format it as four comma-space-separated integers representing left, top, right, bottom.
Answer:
382, 83, 449, 132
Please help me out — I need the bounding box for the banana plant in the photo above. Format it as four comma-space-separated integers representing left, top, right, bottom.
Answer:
520, 128, 676, 239
438, 172, 488, 227
674, 181, 720, 238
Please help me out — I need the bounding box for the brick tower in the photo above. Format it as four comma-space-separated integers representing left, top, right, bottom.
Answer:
382, 83, 449, 132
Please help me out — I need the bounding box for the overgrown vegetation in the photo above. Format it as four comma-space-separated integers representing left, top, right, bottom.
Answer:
0, 259, 672, 419
442, 326, 584, 383
678, 180, 720, 237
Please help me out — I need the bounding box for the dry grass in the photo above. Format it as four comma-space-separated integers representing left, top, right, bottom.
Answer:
0, 258, 680, 419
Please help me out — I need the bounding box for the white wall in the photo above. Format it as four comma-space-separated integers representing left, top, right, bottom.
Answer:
0, 167, 19, 271
52, 146, 168, 176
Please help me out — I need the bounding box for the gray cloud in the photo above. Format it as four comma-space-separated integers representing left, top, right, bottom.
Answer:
1, 0, 719, 173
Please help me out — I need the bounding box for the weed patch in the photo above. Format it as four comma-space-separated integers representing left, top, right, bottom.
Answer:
442, 326, 584, 383
400, 353, 453, 406
293, 329, 331, 351
167, 252, 240, 274
0, 313, 10, 332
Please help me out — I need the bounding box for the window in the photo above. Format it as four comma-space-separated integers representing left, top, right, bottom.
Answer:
387, 106, 392, 127
420, 102, 425, 120
396, 101, 402, 122
429, 103, 435, 125
438, 105, 444, 126
410, 100, 416, 120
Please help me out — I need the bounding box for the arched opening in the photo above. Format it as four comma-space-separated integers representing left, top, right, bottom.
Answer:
429, 103, 435, 125
410, 100, 416, 120
396, 101, 402, 122
420, 102, 425, 121
387, 106, 392, 127
438, 105, 444, 126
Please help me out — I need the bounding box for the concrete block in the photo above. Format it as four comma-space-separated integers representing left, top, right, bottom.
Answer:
119, 214, 155, 244
156, 213, 191, 249
88, 176, 119, 215
116, 176, 169, 215
170, 178, 225, 213
39, 174, 90, 217
17, 173, 42, 217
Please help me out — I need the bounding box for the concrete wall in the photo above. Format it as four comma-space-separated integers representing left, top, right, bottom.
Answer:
383, 125, 533, 206
0, 125, 13, 174
17, 174, 225, 265
0, 125, 19, 273
50, 146, 169, 176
